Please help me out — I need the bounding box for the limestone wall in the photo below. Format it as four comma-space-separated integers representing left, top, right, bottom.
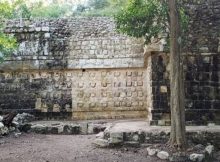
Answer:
2, 18, 144, 70
0, 17, 149, 120
1, 0, 220, 122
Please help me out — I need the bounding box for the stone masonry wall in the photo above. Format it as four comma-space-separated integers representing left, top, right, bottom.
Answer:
1, 0, 220, 122
0, 17, 150, 120
150, 0, 220, 125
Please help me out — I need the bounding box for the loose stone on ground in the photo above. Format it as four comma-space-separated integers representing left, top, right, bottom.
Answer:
157, 151, 169, 160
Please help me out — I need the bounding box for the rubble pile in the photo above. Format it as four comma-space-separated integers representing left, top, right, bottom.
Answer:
0, 113, 35, 137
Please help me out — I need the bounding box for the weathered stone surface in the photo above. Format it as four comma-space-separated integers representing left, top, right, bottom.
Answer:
123, 141, 140, 147
63, 124, 80, 135
205, 145, 214, 155
0, 0, 220, 122
0, 17, 148, 121
18, 123, 32, 132
0, 122, 4, 128
96, 132, 104, 139
147, 147, 158, 156
0, 126, 9, 135
169, 152, 188, 162
31, 124, 47, 134
0, 116, 3, 122
189, 153, 205, 162
13, 113, 35, 126
93, 139, 109, 148
14, 132, 22, 138
132, 134, 139, 142
157, 151, 169, 160
103, 121, 220, 150
12, 121, 19, 127
109, 132, 123, 144
80, 123, 88, 135
47, 126, 59, 134
8, 126, 16, 132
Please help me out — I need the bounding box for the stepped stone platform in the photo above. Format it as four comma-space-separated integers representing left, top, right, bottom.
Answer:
26, 119, 220, 150
27, 119, 144, 135
92, 120, 220, 149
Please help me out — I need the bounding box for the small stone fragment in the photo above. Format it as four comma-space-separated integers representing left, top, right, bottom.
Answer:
132, 134, 139, 141
147, 147, 157, 156
205, 145, 214, 155
93, 139, 109, 148
157, 151, 169, 160
0, 126, 9, 135
96, 132, 104, 139
0, 116, 3, 122
0, 122, 4, 128
14, 132, 22, 138
12, 121, 19, 127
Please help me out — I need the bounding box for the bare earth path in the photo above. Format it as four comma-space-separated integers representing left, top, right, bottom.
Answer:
0, 133, 163, 162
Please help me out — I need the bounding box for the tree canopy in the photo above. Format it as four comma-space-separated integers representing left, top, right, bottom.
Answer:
115, 0, 168, 43
115, 0, 188, 44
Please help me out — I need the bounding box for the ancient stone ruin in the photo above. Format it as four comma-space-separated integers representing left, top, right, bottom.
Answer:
0, 0, 220, 125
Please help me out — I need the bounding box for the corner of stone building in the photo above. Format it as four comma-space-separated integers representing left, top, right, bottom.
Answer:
144, 52, 153, 122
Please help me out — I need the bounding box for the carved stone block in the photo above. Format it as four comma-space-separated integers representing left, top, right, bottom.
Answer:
126, 81, 132, 87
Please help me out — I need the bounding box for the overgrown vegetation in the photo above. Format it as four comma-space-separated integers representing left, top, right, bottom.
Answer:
81, 0, 128, 16
115, 0, 189, 44
30, 3, 72, 18
0, 1, 18, 62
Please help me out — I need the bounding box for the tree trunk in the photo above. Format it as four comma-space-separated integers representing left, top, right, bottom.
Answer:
168, 0, 187, 149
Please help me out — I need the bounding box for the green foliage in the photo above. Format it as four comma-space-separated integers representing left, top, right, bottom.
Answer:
0, 0, 18, 62
82, 5, 123, 17
1, 0, 73, 19
115, 0, 189, 44
0, 2, 13, 19
76, 4, 87, 13
115, 0, 168, 43
81, 0, 128, 17
31, 3, 71, 18
88, 0, 110, 10
0, 34, 17, 62
18, 3, 32, 19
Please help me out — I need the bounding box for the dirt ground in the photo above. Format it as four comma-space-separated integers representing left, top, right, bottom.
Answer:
0, 133, 164, 162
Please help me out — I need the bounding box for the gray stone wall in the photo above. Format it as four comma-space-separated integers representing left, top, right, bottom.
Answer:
0, 17, 148, 120
1, 0, 220, 122
151, 0, 220, 125
2, 17, 144, 70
